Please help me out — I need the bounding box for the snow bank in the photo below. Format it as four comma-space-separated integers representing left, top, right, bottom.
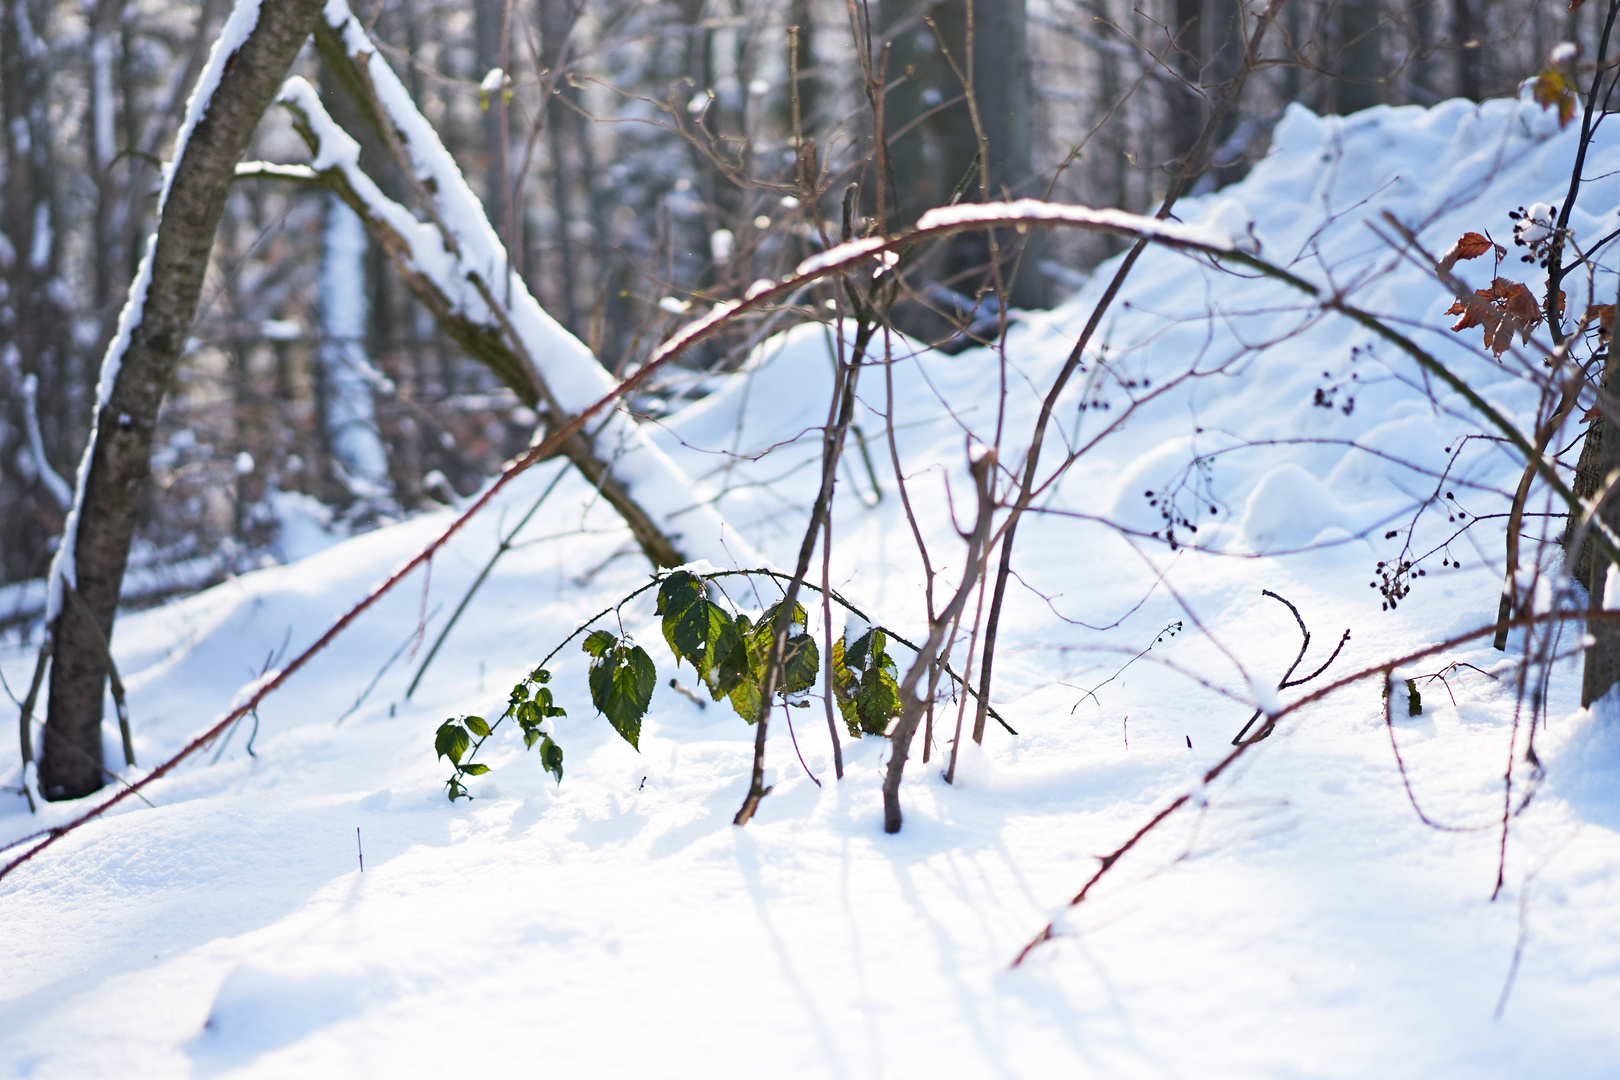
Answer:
3, 95, 1618, 1077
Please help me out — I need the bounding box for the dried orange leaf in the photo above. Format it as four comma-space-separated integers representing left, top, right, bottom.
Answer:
1570, 0, 1586, 14
1586, 303, 1614, 341
1533, 70, 1578, 130
1454, 232, 1493, 260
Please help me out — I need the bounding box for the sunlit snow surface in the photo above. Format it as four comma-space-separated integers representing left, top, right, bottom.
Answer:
4, 96, 1620, 1077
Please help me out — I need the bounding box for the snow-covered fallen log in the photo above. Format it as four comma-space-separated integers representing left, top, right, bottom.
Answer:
284, 0, 752, 570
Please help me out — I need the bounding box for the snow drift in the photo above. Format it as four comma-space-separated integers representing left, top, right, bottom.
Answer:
2, 94, 1618, 1077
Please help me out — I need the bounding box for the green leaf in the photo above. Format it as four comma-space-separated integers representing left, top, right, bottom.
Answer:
656, 571, 705, 617
435, 721, 471, 765
539, 735, 564, 782
461, 762, 491, 776
588, 643, 656, 749
855, 666, 903, 735
516, 700, 539, 726
830, 637, 863, 737
780, 633, 820, 695
464, 715, 491, 737
523, 727, 542, 749
844, 629, 873, 671
657, 571, 706, 659
673, 599, 740, 680
529, 666, 551, 684
712, 631, 756, 699
728, 674, 764, 724
582, 629, 617, 658
510, 682, 530, 704
759, 599, 808, 635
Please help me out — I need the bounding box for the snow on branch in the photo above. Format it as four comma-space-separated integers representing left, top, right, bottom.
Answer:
306, 3, 753, 568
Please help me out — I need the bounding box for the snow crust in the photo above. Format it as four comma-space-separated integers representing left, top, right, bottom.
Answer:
4, 95, 1620, 1076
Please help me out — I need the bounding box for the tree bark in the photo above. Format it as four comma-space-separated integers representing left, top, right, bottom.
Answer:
1583, 360, 1620, 707
2, 0, 76, 584
39, 0, 325, 800
1335, 0, 1383, 114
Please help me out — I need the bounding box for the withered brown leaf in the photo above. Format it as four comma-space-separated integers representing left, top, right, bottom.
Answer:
1533, 70, 1578, 129
1455, 232, 1493, 260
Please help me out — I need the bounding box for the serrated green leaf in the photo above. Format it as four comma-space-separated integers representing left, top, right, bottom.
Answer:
530, 666, 550, 684
855, 666, 902, 735
465, 715, 491, 737
589, 644, 656, 749
657, 571, 706, 659
582, 629, 617, 658
728, 674, 764, 724
711, 631, 756, 700
435, 721, 471, 765
759, 599, 808, 635
673, 599, 740, 679
510, 682, 529, 704
523, 727, 542, 749
539, 735, 564, 782
830, 637, 863, 737
461, 762, 491, 775
780, 633, 820, 694
516, 700, 538, 726
537, 687, 553, 708
656, 571, 705, 617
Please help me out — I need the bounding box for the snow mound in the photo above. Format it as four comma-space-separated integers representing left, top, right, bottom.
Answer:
4, 95, 1619, 1076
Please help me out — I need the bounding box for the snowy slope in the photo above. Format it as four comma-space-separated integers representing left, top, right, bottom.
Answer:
3, 94, 1619, 1078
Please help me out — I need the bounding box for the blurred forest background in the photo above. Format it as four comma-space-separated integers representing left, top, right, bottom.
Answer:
0, 0, 1594, 623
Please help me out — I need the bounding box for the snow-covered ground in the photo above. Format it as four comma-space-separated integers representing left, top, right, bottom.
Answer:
4, 94, 1619, 1077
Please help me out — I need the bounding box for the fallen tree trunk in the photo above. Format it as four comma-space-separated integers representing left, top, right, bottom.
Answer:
38, 0, 325, 801
303, 1, 741, 569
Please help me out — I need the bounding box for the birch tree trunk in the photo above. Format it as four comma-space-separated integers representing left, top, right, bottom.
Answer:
318, 194, 394, 508
38, 0, 325, 800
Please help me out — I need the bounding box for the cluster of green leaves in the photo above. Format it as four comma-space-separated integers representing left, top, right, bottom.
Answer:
436, 665, 566, 800
830, 628, 903, 737
430, 570, 912, 801
582, 630, 656, 748
655, 570, 820, 723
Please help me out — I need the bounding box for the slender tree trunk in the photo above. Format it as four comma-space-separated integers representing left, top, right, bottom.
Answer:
39, 0, 326, 800
541, 0, 581, 334
475, 0, 507, 235
1, 0, 74, 583
1584, 359, 1620, 706
880, 0, 1045, 305
1452, 0, 1481, 100
1205, 0, 1247, 185
318, 195, 394, 505
1172, 0, 1204, 162
1336, 0, 1383, 113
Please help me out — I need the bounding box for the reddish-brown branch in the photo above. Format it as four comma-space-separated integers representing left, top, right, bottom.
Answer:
1010, 607, 1618, 968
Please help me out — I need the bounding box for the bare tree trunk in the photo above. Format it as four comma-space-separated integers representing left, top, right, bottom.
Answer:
38, 0, 326, 800
318, 194, 394, 507
475, 0, 507, 235
1336, 0, 1383, 113
880, 0, 1045, 305
1, 0, 75, 584
540, 0, 581, 334
1452, 0, 1481, 100
1584, 363, 1620, 706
